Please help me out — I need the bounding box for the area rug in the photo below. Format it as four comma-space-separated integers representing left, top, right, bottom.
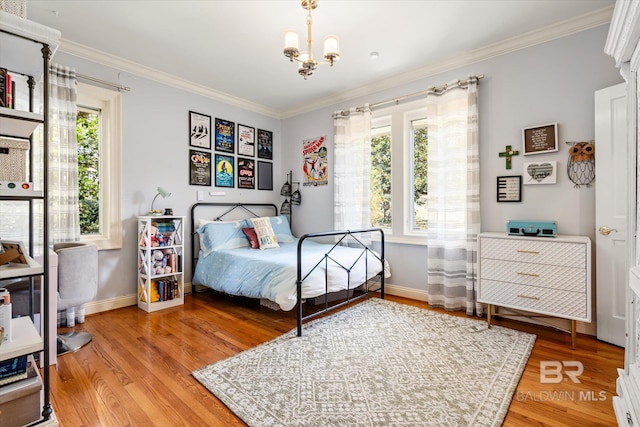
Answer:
192, 298, 536, 426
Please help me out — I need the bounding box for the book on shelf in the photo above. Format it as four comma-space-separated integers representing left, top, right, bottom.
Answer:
0, 68, 8, 108
0, 354, 36, 387
0, 69, 12, 109
150, 279, 179, 303
0, 354, 27, 381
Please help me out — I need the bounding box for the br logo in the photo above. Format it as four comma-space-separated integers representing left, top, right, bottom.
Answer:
540, 361, 584, 384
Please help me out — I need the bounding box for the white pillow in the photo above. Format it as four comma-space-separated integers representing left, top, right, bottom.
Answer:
249, 217, 279, 249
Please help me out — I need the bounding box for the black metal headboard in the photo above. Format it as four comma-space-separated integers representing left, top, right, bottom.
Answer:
190, 202, 278, 274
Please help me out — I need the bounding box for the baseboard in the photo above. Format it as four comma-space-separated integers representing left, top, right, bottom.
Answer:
82, 283, 594, 338
83, 294, 137, 315
383, 283, 428, 302
382, 284, 596, 336
83, 282, 194, 315
83, 283, 426, 315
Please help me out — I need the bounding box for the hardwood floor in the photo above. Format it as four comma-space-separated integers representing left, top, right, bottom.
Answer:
46, 292, 623, 426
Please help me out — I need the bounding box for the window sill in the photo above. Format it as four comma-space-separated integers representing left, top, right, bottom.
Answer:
80, 234, 122, 251
373, 234, 427, 246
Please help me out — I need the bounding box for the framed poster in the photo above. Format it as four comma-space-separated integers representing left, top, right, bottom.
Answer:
189, 111, 211, 149
237, 124, 255, 156
523, 123, 558, 155
524, 161, 557, 184
303, 135, 328, 186
189, 150, 211, 186
215, 118, 235, 153
257, 128, 273, 160
257, 161, 273, 190
496, 175, 522, 202
215, 154, 234, 188
237, 157, 255, 189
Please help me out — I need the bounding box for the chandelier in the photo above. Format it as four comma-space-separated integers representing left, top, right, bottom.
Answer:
283, 0, 340, 79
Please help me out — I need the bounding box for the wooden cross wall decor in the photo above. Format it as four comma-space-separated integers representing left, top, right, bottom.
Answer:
499, 145, 519, 169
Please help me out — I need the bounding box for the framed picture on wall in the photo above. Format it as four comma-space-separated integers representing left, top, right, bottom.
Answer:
237, 124, 255, 156
257, 161, 273, 190
215, 118, 235, 153
523, 123, 558, 155
215, 154, 234, 188
189, 149, 211, 186
257, 129, 273, 160
237, 157, 255, 189
189, 111, 211, 149
524, 161, 557, 184
496, 175, 522, 202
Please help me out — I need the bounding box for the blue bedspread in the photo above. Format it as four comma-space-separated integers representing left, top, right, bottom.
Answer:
192, 239, 388, 311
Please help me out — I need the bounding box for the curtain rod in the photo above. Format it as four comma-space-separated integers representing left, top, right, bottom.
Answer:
333, 74, 483, 118
76, 73, 131, 92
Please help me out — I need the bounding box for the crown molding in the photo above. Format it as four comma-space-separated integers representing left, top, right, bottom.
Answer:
280, 5, 614, 118
605, 0, 640, 67
58, 5, 613, 120
58, 39, 280, 118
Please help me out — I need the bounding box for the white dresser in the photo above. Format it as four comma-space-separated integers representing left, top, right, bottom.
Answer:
478, 232, 591, 348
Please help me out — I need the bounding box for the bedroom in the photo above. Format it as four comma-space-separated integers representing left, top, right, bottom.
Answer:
0, 0, 637, 426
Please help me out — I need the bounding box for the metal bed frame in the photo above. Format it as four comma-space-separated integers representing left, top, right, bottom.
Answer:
190, 202, 385, 336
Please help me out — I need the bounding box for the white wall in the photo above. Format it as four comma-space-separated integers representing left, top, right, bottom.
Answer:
51, 52, 283, 303
281, 25, 623, 298
54, 24, 623, 311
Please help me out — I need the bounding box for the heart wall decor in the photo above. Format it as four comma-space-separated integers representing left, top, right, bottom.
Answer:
524, 161, 557, 184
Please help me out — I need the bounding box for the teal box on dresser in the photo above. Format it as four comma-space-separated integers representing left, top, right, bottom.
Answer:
506, 220, 558, 237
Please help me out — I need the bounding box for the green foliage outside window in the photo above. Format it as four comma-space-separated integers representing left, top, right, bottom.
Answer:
77, 111, 100, 235
413, 126, 428, 230
370, 133, 391, 228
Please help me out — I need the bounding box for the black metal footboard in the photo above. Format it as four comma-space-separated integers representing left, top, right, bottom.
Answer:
296, 228, 385, 336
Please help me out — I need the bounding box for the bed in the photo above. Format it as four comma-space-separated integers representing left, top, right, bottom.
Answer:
190, 202, 389, 335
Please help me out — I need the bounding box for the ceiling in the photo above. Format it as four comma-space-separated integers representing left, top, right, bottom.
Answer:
25, 0, 614, 118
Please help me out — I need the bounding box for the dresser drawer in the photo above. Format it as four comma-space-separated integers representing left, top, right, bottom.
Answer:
480, 237, 586, 267
480, 259, 585, 292
478, 279, 588, 320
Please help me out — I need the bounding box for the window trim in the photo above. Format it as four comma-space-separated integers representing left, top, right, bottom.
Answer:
76, 82, 122, 250
371, 99, 428, 243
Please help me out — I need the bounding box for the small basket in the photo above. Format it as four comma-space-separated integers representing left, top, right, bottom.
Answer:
0, 137, 29, 181
0, 0, 26, 18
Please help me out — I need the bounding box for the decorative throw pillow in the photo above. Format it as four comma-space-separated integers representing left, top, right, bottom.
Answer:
269, 215, 295, 243
242, 227, 260, 249
249, 217, 279, 249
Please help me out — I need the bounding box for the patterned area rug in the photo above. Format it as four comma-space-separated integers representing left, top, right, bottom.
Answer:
193, 298, 536, 426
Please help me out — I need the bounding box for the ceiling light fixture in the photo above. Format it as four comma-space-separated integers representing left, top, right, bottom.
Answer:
283, 0, 339, 80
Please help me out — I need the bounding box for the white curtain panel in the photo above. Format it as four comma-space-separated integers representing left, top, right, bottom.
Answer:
333, 105, 372, 244
0, 65, 80, 250
48, 64, 80, 244
426, 80, 481, 315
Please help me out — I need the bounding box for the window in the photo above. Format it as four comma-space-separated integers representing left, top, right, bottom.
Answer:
370, 100, 428, 243
76, 82, 122, 249
370, 123, 391, 229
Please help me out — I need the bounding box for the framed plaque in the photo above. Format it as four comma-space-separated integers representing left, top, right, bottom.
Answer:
523, 123, 558, 155
497, 175, 522, 202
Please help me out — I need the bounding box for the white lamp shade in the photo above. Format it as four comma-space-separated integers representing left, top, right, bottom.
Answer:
284, 31, 300, 52
157, 186, 171, 198
323, 35, 340, 57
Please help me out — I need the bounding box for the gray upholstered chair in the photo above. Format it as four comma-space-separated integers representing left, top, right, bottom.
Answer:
54, 242, 98, 355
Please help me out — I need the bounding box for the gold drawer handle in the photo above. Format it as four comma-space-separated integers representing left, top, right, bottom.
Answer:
517, 249, 539, 254
517, 294, 540, 300
517, 272, 539, 277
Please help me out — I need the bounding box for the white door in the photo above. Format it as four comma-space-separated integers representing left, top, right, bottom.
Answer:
595, 83, 627, 347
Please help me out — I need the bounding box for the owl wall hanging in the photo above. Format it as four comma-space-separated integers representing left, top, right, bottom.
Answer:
566, 141, 595, 187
